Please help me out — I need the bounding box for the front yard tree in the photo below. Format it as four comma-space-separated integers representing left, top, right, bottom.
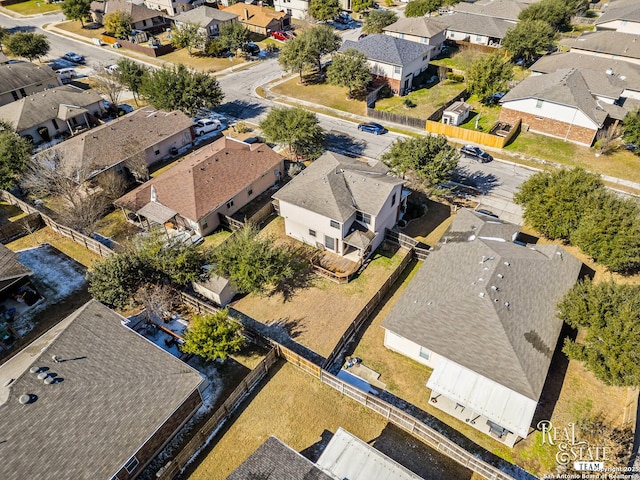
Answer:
559, 280, 640, 388
301, 25, 341, 73
327, 49, 372, 98
141, 63, 224, 117
116, 58, 147, 105
622, 109, 640, 152
502, 19, 555, 64
363, 9, 398, 34
352, 0, 374, 13
0, 122, 31, 189
279, 37, 314, 81
104, 11, 132, 39
260, 107, 324, 160
61, 0, 91, 27
181, 310, 245, 362
514, 168, 604, 242
309, 0, 340, 21
212, 224, 297, 295
218, 21, 249, 55
171, 22, 205, 57
382, 135, 459, 188
4, 32, 50, 61
466, 53, 514, 104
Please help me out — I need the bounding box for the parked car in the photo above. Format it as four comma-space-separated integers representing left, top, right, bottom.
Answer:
56, 68, 77, 84
105, 64, 119, 75
460, 145, 493, 162
194, 118, 222, 136
358, 33, 368, 40
270, 30, 290, 41
242, 42, 260, 56
357, 122, 387, 135
62, 52, 85, 64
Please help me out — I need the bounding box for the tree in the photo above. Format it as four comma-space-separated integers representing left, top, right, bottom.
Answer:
300, 25, 341, 73
571, 190, 640, 274
0, 122, 31, 189
171, 22, 205, 57
327, 48, 372, 98
381, 135, 459, 188
136, 283, 177, 323
4, 32, 50, 61
352, 0, 374, 13
559, 280, 640, 387
518, 0, 573, 31
279, 36, 314, 81
622, 109, 640, 151
0, 26, 8, 52
502, 19, 555, 63
94, 64, 124, 106
405, 0, 442, 17
212, 224, 299, 295
260, 107, 324, 160
104, 11, 132, 39
204, 38, 226, 58
61, 0, 91, 27
218, 21, 249, 55
309, 0, 340, 21
363, 9, 398, 34
513, 168, 603, 241
88, 251, 145, 308
181, 310, 245, 362
466, 53, 514, 103
140, 64, 224, 117
116, 58, 147, 105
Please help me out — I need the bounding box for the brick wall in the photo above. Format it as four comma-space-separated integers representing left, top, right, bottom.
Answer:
499, 108, 598, 146
373, 75, 401, 95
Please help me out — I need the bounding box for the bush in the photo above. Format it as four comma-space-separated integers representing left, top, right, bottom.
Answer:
403, 98, 416, 108
446, 72, 464, 83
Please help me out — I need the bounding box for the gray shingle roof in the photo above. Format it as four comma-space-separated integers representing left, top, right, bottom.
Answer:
227, 436, 334, 480
452, 0, 535, 21
339, 34, 432, 66
596, 0, 640, 25
175, 5, 238, 26
561, 31, 640, 60
0, 243, 32, 282
0, 85, 103, 131
0, 62, 59, 97
272, 151, 404, 222
383, 17, 447, 38
437, 11, 516, 39
382, 209, 582, 400
501, 68, 609, 126
0, 300, 203, 480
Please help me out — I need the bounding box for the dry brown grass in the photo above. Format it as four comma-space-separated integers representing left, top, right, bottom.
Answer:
231, 218, 409, 357
188, 361, 481, 480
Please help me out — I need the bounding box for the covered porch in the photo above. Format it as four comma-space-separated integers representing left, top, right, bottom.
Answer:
342, 222, 375, 264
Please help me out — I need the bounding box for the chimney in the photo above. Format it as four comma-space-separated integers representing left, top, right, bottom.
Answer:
151, 185, 157, 202
244, 8, 249, 20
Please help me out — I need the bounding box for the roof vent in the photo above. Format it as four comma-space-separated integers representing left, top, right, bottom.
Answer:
479, 292, 485, 297
18, 394, 31, 404
504, 261, 510, 267
497, 273, 504, 279
606, 68, 614, 75
491, 285, 498, 291
29, 366, 40, 374
3, 378, 14, 387
52, 355, 60, 363
37, 372, 48, 380
504, 301, 510, 308
44, 377, 55, 385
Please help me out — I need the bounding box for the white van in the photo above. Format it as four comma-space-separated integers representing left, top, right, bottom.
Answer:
57, 68, 77, 84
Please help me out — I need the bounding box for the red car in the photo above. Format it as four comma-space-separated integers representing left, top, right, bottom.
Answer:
270, 30, 293, 41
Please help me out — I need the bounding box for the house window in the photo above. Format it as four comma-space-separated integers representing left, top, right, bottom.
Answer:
394, 65, 401, 74
391, 193, 396, 206
475, 35, 482, 42
536, 99, 544, 109
52, 118, 59, 130
154, 149, 160, 155
356, 211, 371, 224
399, 33, 404, 39
124, 457, 139, 474
247, 186, 253, 196
19, 88, 26, 98
11, 91, 18, 101
419, 347, 431, 361
142, 19, 147, 26
324, 235, 335, 250
109, 476, 120, 480
226, 200, 234, 209
202, 222, 208, 229
449, 32, 455, 38
329, 219, 339, 229
422, 53, 429, 61
309, 229, 316, 237
421, 37, 427, 44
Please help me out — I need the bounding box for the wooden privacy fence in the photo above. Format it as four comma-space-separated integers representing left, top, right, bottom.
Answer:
385, 229, 431, 260
0, 212, 42, 244
0, 191, 115, 257
425, 118, 521, 149
156, 348, 279, 480
322, 248, 413, 370
366, 108, 427, 130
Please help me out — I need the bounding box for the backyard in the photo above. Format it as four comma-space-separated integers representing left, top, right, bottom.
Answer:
187, 361, 482, 480
4, 0, 60, 15
374, 79, 466, 119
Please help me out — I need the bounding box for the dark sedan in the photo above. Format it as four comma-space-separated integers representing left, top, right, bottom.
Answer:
357, 122, 387, 135
460, 144, 493, 162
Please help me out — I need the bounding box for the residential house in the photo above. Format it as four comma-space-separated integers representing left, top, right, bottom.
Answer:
595, 0, 640, 34
383, 17, 447, 56
0, 299, 205, 480
0, 62, 60, 107
499, 68, 629, 146
381, 209, 582, 446
0, 243, 32, 298
451, 0, 540, 22
438, 11, 515, 47
229, 428, 422, 480
272, 0, 353, 20
560, 30, 640, 66
223, 3, 290, 35
115, 137, 284, 236
442, 100, 471, 126
42, 108, 193, 179
174, 6, 237, 38
339, 34, 433, 95
0, 85, 104, 144
93, 0, 167, 30
272, 152, 406, 262
140, 0, 202, 16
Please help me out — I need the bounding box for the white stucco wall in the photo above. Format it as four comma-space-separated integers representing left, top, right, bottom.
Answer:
279, 201, 345, 254
501, 98, 600, 129
273, 0, 308, 19
446, 29, 490, 45
383, 330, 444, 370
597, 19, 640, 35
384, 30, 446, 55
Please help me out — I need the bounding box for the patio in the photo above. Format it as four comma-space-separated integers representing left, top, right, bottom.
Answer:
311, 250, 361, 283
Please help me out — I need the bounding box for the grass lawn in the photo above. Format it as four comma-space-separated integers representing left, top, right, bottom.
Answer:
160, 49, 246, 73
5, 0, 60, 15
270, 76, 367, 117
430, 47, 486, 73
457, 95, 501, 132
0, 202, 27, 222
188, 361, 482, 480
6, 226, 102, 268
374, 81, 466, 119
232, 217, 409, 357
201, 229, 232, 249
94, 209, 140, 244
53, 20, 104, 41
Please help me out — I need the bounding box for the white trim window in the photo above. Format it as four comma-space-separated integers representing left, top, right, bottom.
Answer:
124, 457, 139, 474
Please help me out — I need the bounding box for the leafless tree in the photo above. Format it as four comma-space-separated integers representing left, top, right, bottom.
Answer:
594, 125, 621, 156
96, 168, 127, 202
438, 65, 449, 83
136, 283, 178, 323
93, 64, 125, 107
123, 150, 149, 183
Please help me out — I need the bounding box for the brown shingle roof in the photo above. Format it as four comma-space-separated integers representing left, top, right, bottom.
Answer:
223, 3, 286, 28
105, 0, 163, 23
116, 137, 283, 222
